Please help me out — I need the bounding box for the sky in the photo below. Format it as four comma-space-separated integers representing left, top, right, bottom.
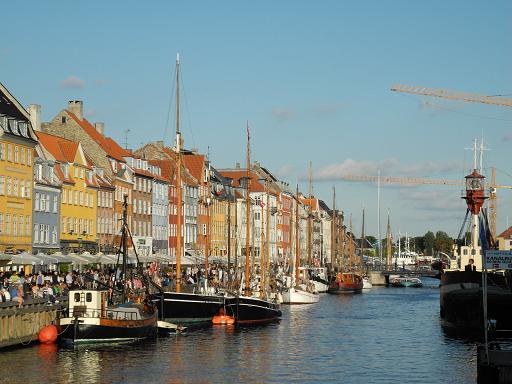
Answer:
2, 0, 512, 238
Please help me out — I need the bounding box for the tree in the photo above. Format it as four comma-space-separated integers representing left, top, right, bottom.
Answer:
424, 231, 435, 255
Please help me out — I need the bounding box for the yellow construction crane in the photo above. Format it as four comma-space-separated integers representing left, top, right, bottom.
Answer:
341, 174, 462, 186
391, 84, 512, 238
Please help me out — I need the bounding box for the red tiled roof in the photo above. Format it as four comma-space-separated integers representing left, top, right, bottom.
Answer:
149, 159, 176, 182
219, 169, 265, 193
497, 226, 512, 239
301, 197, 318, 211
183, 154, 205, 184
36, 131, 78, 163
65, 111, 130, 162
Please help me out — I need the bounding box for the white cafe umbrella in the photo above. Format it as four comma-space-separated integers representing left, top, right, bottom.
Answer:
9, 252, 42, 265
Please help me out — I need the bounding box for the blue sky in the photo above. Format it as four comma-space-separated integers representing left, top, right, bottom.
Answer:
2, 0, 512, 238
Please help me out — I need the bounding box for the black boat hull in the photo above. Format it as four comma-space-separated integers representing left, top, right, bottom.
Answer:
224, 296, 282, 324
60, 319, 157, 344
151, 292, 224, 324
440, 270, 512, 331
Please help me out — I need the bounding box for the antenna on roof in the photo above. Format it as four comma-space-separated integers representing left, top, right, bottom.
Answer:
124, 129, 131, 149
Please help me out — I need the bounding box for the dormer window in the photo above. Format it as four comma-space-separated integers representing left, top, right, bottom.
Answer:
0, 115, 7, 130
63, 165, 69, 179
8, 119, 18, 134
137, 159, 141, 169
61, 116, 67, 124
18, 122, 27, 137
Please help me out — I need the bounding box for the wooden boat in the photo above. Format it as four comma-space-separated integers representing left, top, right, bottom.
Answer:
282, 185, 320, 304
390, 276, 422, 287
59, 195, 157, 344
327, 272, 363, 294
224, 124, 281, 324
150, 53, 224, 324
59, 290, 157, 344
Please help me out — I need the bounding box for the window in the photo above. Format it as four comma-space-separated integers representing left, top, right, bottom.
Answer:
0, 176, 4, 195
80, 169, 84, 179
12, 215, 17, 236
39, 224, 44, 243
25, 216, 30, 236
40, 193, 46, 211
7, 144, 12, 161
62, 189, 67, 204
14, 146, 19, 163
19, 215, 23, 236
61, 116, 67, 124
203, 224, 207, 236
34, 224, 39, 243
35, 192, 40, 211
73, 218, 77, 233
254, 212, 260, 220
5, 215, 10, 235
0, 213, 3, 234
74, 168, 78, 178
89, 194, 93, 207
27, 150, 31, 165
133, 198, 137, 213
52, 227, 57, 244
20, 180, 25, 198
20, 148, 25, 165
0, 142, 4, 160
74, 191, 78, 205
25, 181, 30, 199
62, 217, 66, 234
68, 190, 72, 204
79, 191, 83, 206
13, 178, 18, 197
53, 195, 58, 213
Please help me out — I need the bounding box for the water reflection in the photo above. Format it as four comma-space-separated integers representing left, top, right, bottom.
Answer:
0, 285, 493, 383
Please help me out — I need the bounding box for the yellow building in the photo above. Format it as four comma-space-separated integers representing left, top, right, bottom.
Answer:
36, 132, 99, 253
0, 83, 38, 256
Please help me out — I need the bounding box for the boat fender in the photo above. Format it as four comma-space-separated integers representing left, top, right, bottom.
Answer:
38, 324, 58, 344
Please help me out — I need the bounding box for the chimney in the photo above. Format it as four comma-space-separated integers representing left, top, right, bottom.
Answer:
67, 100, 83, 120
94, 122, 105, 135
236, 162, 240, 169
28, 104, 41, 131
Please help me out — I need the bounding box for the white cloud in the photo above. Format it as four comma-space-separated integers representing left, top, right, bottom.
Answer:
314, 158, 463, 181
271, 107, 294, 122
60, 75, 85, 89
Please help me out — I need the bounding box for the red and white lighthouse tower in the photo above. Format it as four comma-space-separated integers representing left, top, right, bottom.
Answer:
463, 169, 487, 250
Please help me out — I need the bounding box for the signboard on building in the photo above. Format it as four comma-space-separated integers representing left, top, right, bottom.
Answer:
485, 250, 512, 270
132, 236, 153, 257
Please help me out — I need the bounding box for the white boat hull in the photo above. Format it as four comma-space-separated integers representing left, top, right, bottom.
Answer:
312, 280, 329, 293
362, 278, 372, 289
281, 287, 320, 304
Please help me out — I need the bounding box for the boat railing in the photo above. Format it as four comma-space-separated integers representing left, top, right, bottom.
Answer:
70, 306, 142, 321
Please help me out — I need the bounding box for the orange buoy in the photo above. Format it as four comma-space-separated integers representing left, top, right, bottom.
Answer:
212, 308, 235, 325
38, 324, 58, 344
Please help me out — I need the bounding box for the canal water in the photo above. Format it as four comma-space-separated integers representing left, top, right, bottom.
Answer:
0, 278, 496, 383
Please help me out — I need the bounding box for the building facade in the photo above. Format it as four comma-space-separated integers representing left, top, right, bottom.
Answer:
0, 83, 38, 256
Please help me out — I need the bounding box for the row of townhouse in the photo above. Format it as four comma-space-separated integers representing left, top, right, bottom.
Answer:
1, 82, 350, 268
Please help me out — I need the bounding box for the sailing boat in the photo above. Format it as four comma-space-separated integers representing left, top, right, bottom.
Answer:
150, 54, 223, 324
59, 195, 157, 344
328, 213, 363, 294
361, 207, 372, 290
223, 124, 282, 323
282, 185, 320, 304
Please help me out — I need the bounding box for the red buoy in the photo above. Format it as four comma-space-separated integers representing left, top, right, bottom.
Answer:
38, 325, 58, 344
212, 308, 235, 325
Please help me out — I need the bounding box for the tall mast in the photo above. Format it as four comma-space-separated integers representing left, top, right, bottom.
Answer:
331, 186, 336, 269
360, 207, 365, 267
386, 210, 392, 268
377, 169, 382, 265
307, 161, 312, 266
205, 162, 210, 272
245, 122, 251, 295
295, 185, 300, 286
349, 213, 353, 270
262, 176, 270, 298
175, 53, 183, 293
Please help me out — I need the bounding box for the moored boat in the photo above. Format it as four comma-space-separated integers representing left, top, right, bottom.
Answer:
224, 295, 282, 324
327, 272, 363, 294
59, 290, 157, 344
390, 276, 422, 288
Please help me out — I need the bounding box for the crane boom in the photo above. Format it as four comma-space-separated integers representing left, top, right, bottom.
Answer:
391, 84, 512, 108
341, 174, 463, 186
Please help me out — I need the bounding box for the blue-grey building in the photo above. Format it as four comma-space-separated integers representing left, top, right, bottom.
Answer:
150, 162, 169, 256
32, 149, 61, 254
